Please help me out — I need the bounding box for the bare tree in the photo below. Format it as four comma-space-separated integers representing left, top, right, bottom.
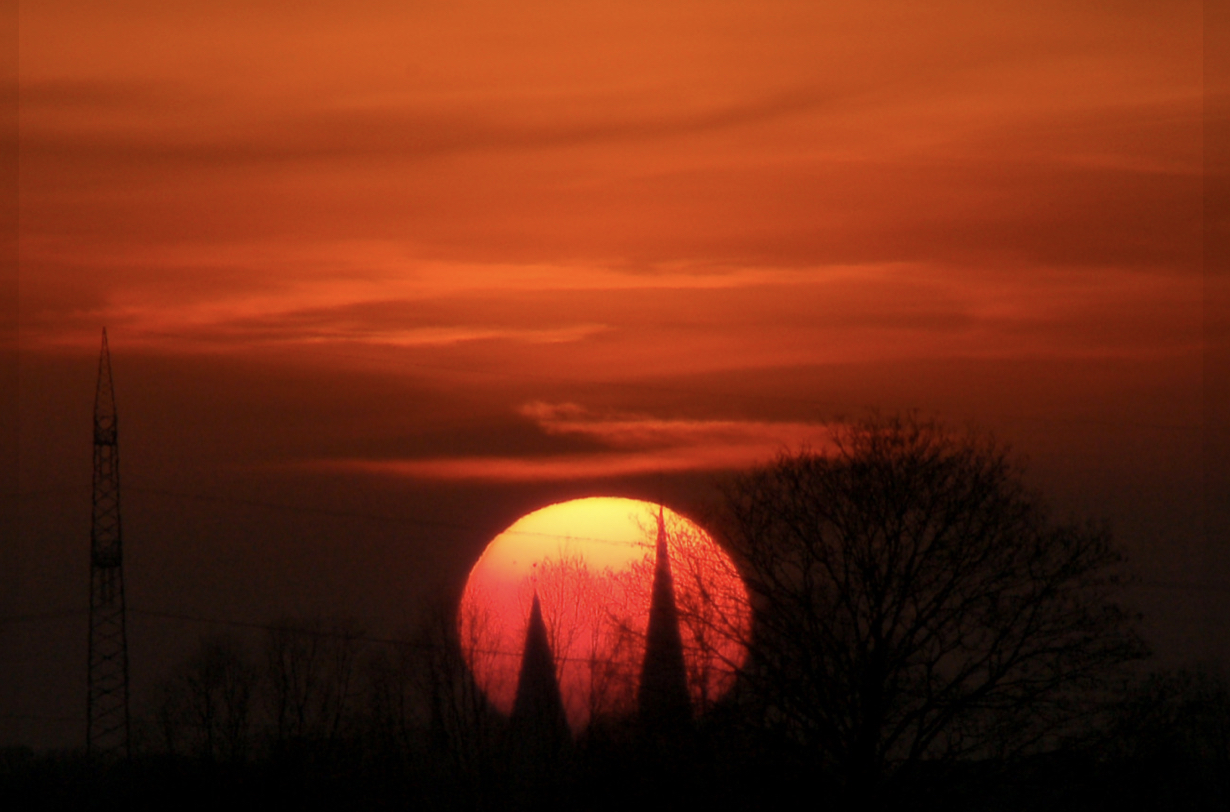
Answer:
154, 634, 258, 761
719, 414, 1146, 800
1115, 662, 1230, 767
264, 617, 365, 752
363, 640, 423, 762
532, 553, 641, 724
421, 594, 505, 789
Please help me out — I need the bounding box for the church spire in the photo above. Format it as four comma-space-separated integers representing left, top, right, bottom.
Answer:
507, 591, 570, 809
510, 591, 570, 746
637, 506, 691, 731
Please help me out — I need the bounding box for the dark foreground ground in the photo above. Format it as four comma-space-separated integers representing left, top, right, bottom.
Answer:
3, 733, 1227, 812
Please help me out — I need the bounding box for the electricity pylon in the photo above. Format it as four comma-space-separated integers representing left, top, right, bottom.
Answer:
87, 328, 130, 758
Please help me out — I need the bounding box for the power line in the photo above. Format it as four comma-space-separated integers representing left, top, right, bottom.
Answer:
0, 488, 76, 502
1133, 580, 1230, 593
7, 575, 1227, 630
128, 607, 638, 664
129, 486, 461, 527
126, 486, 656, 548
131, 608, 461, 652
7, 572, 1230, 631
0, 609, 88, 625
0, 712, 81, 723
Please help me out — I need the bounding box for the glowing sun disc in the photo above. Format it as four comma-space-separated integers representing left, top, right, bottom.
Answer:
459, 496, 751, 731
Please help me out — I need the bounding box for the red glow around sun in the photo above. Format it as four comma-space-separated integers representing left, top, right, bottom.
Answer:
458, 497, 751, 731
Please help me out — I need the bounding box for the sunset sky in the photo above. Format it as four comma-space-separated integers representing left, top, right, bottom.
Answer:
5, 0, 1223, 750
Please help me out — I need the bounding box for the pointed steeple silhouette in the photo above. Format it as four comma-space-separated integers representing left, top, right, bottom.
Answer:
507, 592, 570, 812
510, 591, 570, 748
637, 506, 692, 731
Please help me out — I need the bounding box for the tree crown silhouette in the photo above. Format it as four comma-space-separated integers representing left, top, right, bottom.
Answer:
719, 413, 1146, 795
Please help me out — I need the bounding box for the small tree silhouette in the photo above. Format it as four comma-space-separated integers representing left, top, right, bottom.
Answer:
264, 617, 365, 753
155, 634, 257, 761
427, 592, 508, 798
719, 413, 1146, 803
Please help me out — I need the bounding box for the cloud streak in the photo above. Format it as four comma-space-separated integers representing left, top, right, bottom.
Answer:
317, 404, 836, 481
21, 81, 840, 168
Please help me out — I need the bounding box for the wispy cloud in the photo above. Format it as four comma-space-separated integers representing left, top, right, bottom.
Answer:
20, 80, 839, 169
319, 403, 836, 481
520, 401, 831, 450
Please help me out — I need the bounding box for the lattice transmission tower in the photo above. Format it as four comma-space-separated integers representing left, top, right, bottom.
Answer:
87, 328, 130, 758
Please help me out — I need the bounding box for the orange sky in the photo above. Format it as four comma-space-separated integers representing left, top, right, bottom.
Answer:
6, 0, 1221, 750
17, 0, 1203, 477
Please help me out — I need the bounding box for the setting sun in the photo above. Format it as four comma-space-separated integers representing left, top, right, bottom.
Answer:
458, 497, 751, 731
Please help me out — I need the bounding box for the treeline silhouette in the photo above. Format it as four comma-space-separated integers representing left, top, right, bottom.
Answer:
4, 415, 1229, 809
4, 622, 1228, 810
